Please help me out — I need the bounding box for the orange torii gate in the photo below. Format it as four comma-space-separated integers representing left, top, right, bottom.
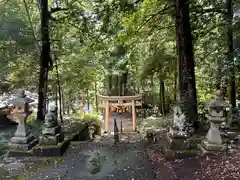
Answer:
99, 95, 142, 132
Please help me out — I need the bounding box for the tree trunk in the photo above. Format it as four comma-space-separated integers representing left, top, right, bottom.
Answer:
216, 59, 222, 89
55, 82, 58, 107
150, 75, 154, 104
122, 71, 128, 95
226, 0, 236, 107
117, 75, 121, 96
133, 82, 136, 94
159, 78, 165, 116
94, 80, 98, 113
67, 91, 72, 115
37, 0, 52, 121
67, 105, 70, 115
173, 57, 178, 101
55, 59, 63, 123
108, 74, 112, 95
61, 89, 65, 114
175, 0, 198, 125
37, 67, 48, 120
86, 89, 90, 111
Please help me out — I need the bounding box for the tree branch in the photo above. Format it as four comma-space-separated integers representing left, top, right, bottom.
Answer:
23, 0, 40, 51
196, 46, 225, 63
50, 7, 68, 14
192, 7, 227, 15
133, 4, 173, 35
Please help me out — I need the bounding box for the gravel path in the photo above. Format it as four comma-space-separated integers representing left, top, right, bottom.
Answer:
32, 138, 155, 180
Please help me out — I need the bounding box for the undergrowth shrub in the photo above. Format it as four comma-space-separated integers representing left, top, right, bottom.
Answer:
27, 113, 43, 136
138, 116, 167, 136
75, 113, 102, 135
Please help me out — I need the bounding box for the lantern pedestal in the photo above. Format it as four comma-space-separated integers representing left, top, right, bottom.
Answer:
39, 125, 64, 145
39, 133, 63, 145
199, 140, 226, 154
34, 129, 68, 157
198, 120, 227, 154
33, 125, 68, 157
33, 140, 70, 157
8, 120, 38, 156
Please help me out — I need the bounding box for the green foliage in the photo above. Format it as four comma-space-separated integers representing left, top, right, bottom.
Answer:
27, 113, 37, 122
138, 116, 167, 135
0, 0, 239, 116
26, 113, 44, 135
75, 113, 101, 127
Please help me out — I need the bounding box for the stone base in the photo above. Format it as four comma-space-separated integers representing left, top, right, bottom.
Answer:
163, 134, 200, 159
8, 139, 38, 157
163, 148, 199, 160
71, 131, 81, 141
39, 133, 64, 145
33, 140, 70, 157
198, 140, 227, 155
79, 125, 90, 141
9, 137, 38, 150
10, 133, 34, 144
167, 134, 188, 150
42, 125, 61, 135
8, 150, 32, 157
63, 123, 89, 141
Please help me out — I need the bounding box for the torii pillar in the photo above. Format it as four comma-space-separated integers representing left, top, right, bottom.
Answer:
132, 100, 136, 131
104, 100, 110, 132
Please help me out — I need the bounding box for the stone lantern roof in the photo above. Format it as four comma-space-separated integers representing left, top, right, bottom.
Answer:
7, 90, 34, 106
206, 90, 230, 109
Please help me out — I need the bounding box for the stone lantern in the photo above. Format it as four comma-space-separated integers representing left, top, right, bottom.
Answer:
7, 90, 38, 152
199, 90, 230, 153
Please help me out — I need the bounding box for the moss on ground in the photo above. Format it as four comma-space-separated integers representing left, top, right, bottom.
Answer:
13, 157, 65, 179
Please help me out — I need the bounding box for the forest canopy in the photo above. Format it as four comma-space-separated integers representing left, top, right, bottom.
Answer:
0, 0, 239, 120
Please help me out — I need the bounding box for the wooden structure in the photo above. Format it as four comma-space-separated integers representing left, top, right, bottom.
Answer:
99, 95, 142, 132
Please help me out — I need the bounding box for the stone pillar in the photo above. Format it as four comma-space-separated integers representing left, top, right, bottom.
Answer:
132, 100, 136, 131
105, 100, 110, 132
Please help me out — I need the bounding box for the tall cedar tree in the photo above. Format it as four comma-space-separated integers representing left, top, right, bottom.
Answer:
174, 0, 198, 127
226, 0, 236, 107
37, 0, 52, 120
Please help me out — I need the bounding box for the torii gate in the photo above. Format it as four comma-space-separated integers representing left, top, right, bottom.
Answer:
98, 95, 142, 132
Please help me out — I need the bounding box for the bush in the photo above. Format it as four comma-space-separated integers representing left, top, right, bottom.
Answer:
75, 113, 101, 125
75, 113, 102, 135
26, 113, 44, 136
27, 113, 37, 122
138, 116, 167, 136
